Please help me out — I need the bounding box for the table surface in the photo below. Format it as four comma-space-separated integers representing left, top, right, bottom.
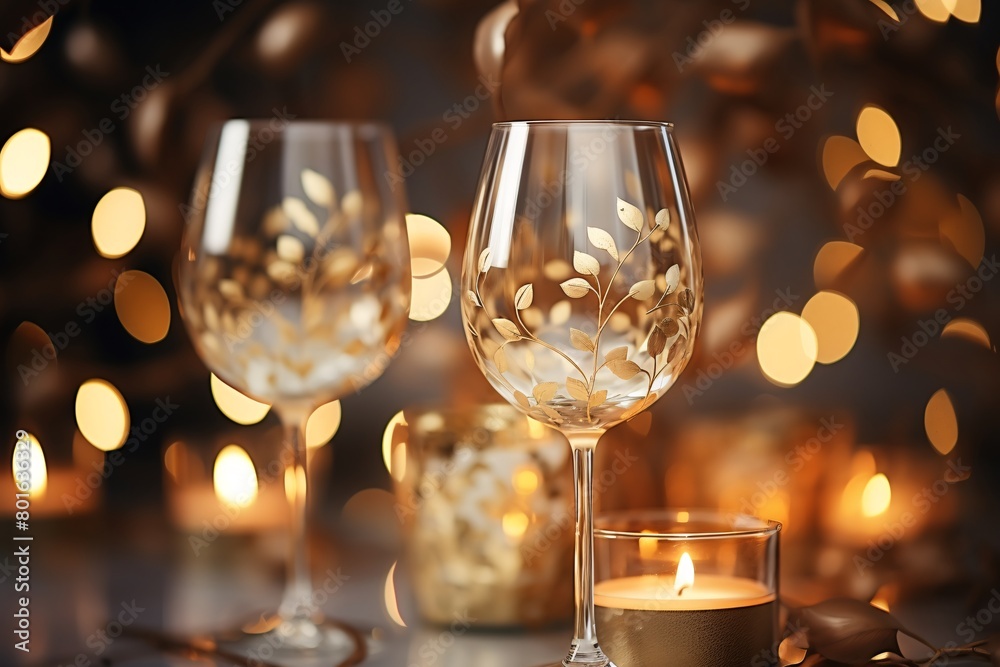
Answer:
3, 515, 986, 667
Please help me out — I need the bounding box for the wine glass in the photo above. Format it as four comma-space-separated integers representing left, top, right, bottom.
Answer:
177, 120, 410, 661
461, 120, 702, 667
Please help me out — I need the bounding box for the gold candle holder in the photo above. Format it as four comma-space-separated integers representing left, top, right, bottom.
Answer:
392, 404, 574, 628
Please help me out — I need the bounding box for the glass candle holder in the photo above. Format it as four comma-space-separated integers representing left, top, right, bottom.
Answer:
594, 510, 780, 667
392, 404, 574, 628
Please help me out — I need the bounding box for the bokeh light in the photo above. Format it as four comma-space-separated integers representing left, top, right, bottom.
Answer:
12, 433, 46, 497
756, 312, 818, 387
941, 318, 991, 349
406, 213, 451, 278
0, 128, 50, 199
856, 106, 901, 167
114, 270, 171, 343
801, 291, 860, 364
92, 188, 146, 258
820, 136, 868, 190
75, 379, 130, 451
502, 511, 530, 539
213, 445, 258, 507
305, 400, 341, 448
861, 473, 891, 517
382, 411, 407, 482
409, 267, 452, 322
384, 561, 406, 627
925, 389, 958, 455
210, 373, 270, 425
939, 194, 985, 268
814, 241, 864, 289
0, 16, 53, 63
915, 0, 951, 22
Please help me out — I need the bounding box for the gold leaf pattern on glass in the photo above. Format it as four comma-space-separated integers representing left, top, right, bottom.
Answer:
282, 197, 320, 236
587, 227, 619, 262
467, 290, 482, 307
514, 390, 530, 409
573, 251, 601, 276
588, 389, 608, 409
605, 346, 628, 362
478, 248, 493, 274
628, 280, 656, 301
492, 317, 521, 341
648, 328, 667, 357
301, 168, 335, 207
664, 264, 680, 294
566, 377, 590, 402
654, 208, 671, 230
560, 278, 592, 298
514, 283, 534, 310
570, 328, 596, 352
277, 234, 306, 263
494, 345, 509, 373
532, 382, 558, 403
607, 359, 642, 380
658, 317, 680, 338
616, 197, 644, 232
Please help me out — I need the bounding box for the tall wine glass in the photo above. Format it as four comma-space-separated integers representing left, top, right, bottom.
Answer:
461, 120, 702, 667
177, 120, 410, 661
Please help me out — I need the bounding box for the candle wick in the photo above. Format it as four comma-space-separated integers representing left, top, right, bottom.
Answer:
675, 584, 690, 597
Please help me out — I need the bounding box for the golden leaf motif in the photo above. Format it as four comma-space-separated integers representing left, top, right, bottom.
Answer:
537, 404, 563, 422
566, 377, 590, 402
478, 248, 492, 274
588, 227, 619, 261
655, 208, 671, 230
282, 197, 320, 236
494, 345, 509, 373
277, 235, 305, 263
570, 328, 595, 352
301, 169, 335, 207
560, 278, 591, 298
678, 288, 695, 312
573, 251, 601, 276
628, 280, 656, 301
515, 284, 534, 310
533, 382, 558, 403
605, 346, 628, 362
467, 321, 479, 338
658, 317, 680, 337
665, 264, 680, 295
589, 390, 608, 409
617, 197, 643, 232
341, 191, 363, 218
621, 393, 657, 421
607, 359, 642, 380
514, 390, 531, 409
678, 317, 690, 339
467, 290, 481, 307
492, 318, 521, 341
648, 328, 667, 357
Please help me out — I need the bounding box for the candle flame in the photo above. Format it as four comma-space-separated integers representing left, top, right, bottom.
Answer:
861, 473, 891, 517
384, 562, 406, 627
213, 445, 258, 507
674, 552, 695, 594
13, 433, 46, 498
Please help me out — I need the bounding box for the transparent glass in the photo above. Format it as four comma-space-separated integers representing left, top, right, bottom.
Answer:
594, 511, 780, 667
461, 120, 703, 666
177, 119, 410, 663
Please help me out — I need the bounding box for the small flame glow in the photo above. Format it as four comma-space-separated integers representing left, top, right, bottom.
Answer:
639, 530, 658, 559
502, 511, 530, 539
213, 445, 258, 507
513, 466, 539, 495
384, 562, 406, 627
13, 433, 46, 497
861, 473, 891, 517
675, 552, 695, 594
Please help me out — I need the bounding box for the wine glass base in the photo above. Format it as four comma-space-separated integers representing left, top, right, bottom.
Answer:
215, 614, 367, 667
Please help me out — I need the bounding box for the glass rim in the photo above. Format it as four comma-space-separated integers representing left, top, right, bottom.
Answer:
211, 118, 394, 134
594, 509, 781, 540
492, 119, 674, 131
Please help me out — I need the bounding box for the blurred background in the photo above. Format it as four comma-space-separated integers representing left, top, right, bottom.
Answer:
2, 0, 999, 662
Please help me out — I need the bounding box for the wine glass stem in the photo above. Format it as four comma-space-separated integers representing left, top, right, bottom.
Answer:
565, 430, 609, 667
277, 406, 314, 622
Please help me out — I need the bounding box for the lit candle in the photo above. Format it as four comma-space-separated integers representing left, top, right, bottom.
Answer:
595, 553, 777, 667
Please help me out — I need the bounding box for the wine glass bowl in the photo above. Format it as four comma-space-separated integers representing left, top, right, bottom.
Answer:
177, 119, 410, 661
461, 120, 702, 667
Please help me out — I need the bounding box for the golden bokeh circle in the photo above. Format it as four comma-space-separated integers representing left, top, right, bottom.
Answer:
756, 312, 818, 387
801, 291, 860, 364
114, 270, 171, 343
75, 379, 130, 451
93, 187, 146, 258
0, 128, 50, 199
